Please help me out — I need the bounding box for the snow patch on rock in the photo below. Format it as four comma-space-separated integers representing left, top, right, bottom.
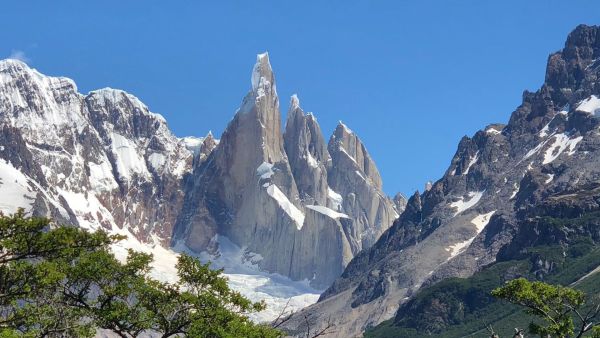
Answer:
0, 159, 36, 214
306, 205, 349, 219
256, 162, 275, 180
485, 127, 502, 135
524, 140, 547, 160
470, 210, 496, 232
576, 95, 600, 115
450, 191, 484, 216
542, 133, 583, 164
446, 210, 495, 259
539, 122, 551, 138
509, 183, 520, 200
148, 153, 167, 171
88, 160, 119, 192
57, 188, 115, 231
181, 136, 205, 155
110, 132, 150, 181
327, 187, 343, 211
339, 121, 353, 134
305, 152, 318, 168
339, 146, 357, 165
463, 152, 479, 175
266, 184, 305, 230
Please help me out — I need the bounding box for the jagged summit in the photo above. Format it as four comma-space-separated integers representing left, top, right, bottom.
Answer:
289, 93, 300, 109
0, 58, 29, 70
336, 120, 353, 134
564, 24, 600, 50
251, 52, 275, 95
87, 87, 167, 123
88, 87, 140, 100
285, 95, 317, 124
286, 94, 306, 130
0, 58, 78, 95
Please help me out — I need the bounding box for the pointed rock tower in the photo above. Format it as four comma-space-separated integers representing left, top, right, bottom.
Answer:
175, 53, 400, 288
327, 122, 399, 250
284, 95, 330, 206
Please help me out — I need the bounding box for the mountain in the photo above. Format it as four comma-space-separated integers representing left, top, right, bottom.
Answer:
0, 53, 400, 293
173, 53, 400, 288
282, 24, 600, 337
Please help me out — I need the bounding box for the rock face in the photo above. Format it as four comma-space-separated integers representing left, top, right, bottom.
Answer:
327, 122, 400, 250
174, 53, 399, 288
284, 95, 329, 207
283, 24, 600, 337
0, 53, 399, 290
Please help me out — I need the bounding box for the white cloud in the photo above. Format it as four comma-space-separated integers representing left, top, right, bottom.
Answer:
9, 50, 29, 63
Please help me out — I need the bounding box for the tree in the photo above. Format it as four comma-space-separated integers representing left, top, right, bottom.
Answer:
0, 210, 281, 337
492, 278, 600, 338
0, 209, 117, 336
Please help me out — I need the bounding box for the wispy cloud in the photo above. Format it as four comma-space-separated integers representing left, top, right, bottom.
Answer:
9, 49, 30, 63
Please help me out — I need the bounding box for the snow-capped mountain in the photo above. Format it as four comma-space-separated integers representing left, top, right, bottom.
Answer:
0, 52, 400, 299
282, 24, 600, 337
0, 59, 201, 245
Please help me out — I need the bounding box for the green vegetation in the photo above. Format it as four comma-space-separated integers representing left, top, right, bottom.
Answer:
0, 210, 281, 337
365, 255, 600, 338
492, 278, 600, 337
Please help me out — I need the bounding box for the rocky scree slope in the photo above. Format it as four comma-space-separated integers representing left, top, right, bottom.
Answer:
282, 24, 600, 337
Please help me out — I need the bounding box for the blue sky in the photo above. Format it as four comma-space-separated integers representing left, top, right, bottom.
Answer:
1, 1, 599, 196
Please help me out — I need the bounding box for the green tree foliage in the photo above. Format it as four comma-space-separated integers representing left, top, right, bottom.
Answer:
0, 210, 282, 337
492, 278, 600, 338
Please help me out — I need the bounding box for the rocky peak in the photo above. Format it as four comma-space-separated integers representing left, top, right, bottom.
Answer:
200, 130, 218, 151
177, 51, 302, 250
329, 121, 383, 190
230, 52, 286, 167
85, 88, 169, 139
283, 95, 330, 204
564, 24, 600, 58
182, 131, 218, 167
0, 51, 403, 296
0, 59, 76, 90
544, 25, 600, 106
251, 52, 276, 95
0, 59, 28, 71
393, 192, 408, 213
0, 60, 79, 98
326, 121, 398, 250
0, 60, 84, 138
